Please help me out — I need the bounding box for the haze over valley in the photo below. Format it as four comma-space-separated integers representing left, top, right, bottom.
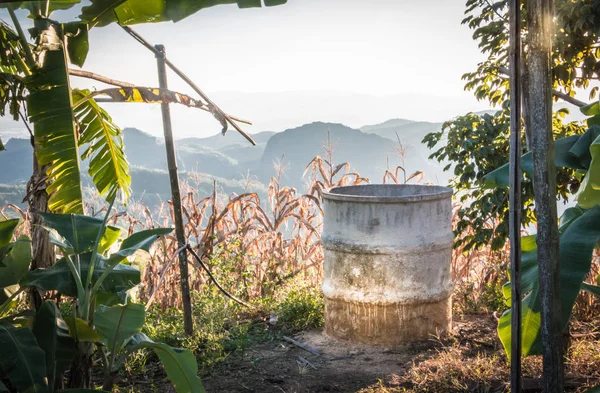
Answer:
0, 113, 452, 208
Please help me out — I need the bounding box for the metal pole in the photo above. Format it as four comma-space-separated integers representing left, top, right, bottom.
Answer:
526, 1, 563, 392
508, 0, 522, 391
155, 44, 194, 335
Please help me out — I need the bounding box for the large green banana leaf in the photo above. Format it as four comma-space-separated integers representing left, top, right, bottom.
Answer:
20, 253, 140, 297
126, 333, 206, 393
0, 321, 48, 393
63, 22, 89, 67
577, 133, 600, 208
26, 48, 83, 214
31, 301, 76, 383
0, 219, 19, 248
17, 0, 83, 14
73, 89, 131, 204
21, 227, 171, 296
484, 132, 593, 188
64, 317, 101, 342
0, 235, 31, 289
40, 212, 121, 255
498, 205, 600, 359
94, 303, 145, 357
104, 227, 172, 263
484, 126, 600, 208
0, 22, 29, 121
80, 0, 287, 27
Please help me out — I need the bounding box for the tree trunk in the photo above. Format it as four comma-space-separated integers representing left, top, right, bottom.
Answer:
102, 372, 118, 392
27, 143, 55, 310
67, 347, 93, 389
526, 1, 564, 392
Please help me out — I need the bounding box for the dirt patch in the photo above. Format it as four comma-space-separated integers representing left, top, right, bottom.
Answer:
202, 314, 499, 393
113, 314, 600, 393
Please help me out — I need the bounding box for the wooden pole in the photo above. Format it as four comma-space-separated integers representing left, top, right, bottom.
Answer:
155, 44, 194, 335
526, 1, 563, 391
508, 0, 522, 391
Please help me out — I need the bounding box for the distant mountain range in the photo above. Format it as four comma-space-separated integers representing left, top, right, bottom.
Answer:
0, 118, 452, 207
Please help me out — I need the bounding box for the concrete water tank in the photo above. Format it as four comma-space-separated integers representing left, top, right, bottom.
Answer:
322, 184, 453, 344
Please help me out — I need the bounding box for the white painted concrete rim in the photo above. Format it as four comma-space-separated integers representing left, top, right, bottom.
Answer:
322, 236, 454, 254
322, 282, 453, 304
323, 184, 453, 204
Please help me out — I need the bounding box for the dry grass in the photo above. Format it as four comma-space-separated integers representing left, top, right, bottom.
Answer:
354, 316, 600, 393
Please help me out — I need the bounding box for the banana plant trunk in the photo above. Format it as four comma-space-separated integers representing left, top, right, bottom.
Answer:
27, 144, 55, 310
67, 343, 93, 388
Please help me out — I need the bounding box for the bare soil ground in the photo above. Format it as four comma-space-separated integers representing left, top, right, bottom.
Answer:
117, 313, 600, 393
202, 314, 503, 393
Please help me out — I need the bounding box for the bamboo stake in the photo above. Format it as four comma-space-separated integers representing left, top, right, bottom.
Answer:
155, 44, 194, 336
508, 0, 522, 391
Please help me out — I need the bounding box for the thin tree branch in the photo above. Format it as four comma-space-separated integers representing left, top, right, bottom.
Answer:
68, 69, 135, 88
19, 110, 33, 139
483, 0, 507, 20
551, 90, 587, 108
498, 66, 586, 107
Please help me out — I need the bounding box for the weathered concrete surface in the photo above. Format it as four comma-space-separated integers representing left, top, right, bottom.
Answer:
322, 184, 453, 344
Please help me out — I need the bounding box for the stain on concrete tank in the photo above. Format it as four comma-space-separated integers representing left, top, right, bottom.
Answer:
322, 184, 453, 344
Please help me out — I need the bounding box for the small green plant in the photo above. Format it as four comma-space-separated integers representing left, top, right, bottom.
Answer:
454, 282, 504, 315
276, 285, 324, 331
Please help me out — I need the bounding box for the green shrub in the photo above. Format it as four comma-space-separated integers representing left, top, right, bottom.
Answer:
275, 285, 324, 330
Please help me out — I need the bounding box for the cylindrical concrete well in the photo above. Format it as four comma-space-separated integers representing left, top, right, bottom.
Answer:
321, 184, 453, 344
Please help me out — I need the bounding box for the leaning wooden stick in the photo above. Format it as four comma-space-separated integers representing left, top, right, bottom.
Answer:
120, 25, 257, 146
282, 336, 321, 357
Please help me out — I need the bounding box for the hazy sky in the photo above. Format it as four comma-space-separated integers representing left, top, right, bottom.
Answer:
2, 0, 495, 139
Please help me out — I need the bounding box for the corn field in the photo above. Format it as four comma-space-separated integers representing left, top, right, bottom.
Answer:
3, 153, 598, 314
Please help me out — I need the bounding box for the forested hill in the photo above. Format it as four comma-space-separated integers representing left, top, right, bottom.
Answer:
0, 119, 451, 206
256, 121, 450, 189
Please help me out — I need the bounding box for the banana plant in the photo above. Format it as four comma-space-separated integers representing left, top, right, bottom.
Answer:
0, 212, 205, 392
486, 103, 600, 359
0, 219, 74, 393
